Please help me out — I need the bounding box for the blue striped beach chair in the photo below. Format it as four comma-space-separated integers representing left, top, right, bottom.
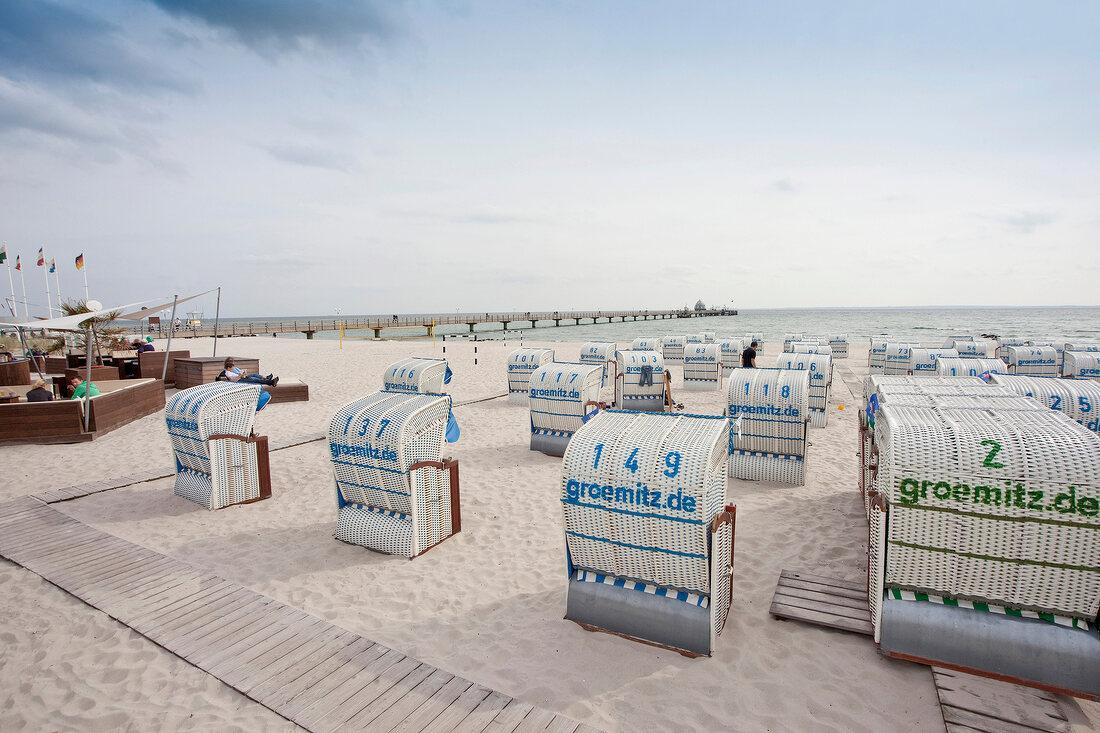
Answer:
328, 391, 460, 557
383, 357, 453, 394
614, 350, 667, 413
775, 352, 832, 427
682, 344, 720, 391
529, 362, 605, 456
727, 367, 810, 485
579, 342, 616, 387
867, 403, 1100, 697
906, 347, 959, 375
561, 410, 734, 655
989, 374, 1100, 435
660, 335, 686, 363
631, 337, 659, 352
718, 338, 744, 375
1004, 346, 1059, 377
934, 357, 1007, 378
507, 348, 555, 403
828, 334, 849, 359
166, 382, 271, 510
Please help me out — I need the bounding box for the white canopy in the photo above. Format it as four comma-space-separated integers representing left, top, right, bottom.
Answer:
0, 290, 216, 331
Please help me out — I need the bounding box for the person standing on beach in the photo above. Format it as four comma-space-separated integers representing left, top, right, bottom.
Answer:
742, 340, 757, 368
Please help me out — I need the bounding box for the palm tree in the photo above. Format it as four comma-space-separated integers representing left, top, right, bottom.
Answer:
49, 300, 125, 363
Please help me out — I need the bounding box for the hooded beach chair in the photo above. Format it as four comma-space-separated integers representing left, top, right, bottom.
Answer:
727, 367, 810, 485
579, 342, 616, 387
718, 338, 744, 375
828, 335, 849, 359
614, 350, 667, 413
660, 335, 686, 363
1004, 346, 1059, 376
775, 352, 832, 427
989, 374, 1100, 435
383, 357, 453, 394
327, 391, 461, 557
529, 362, 604, 456
934, 357, 1007, 378
561, 410, 734, 656
507, 348, 555, 402
166, 382, 271, 510
682, 343, 720, 391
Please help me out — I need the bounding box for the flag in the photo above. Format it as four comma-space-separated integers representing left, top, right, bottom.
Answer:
36, 248, 44, 266
0, 244, 6, 264
75, 253, 84, 270
15, 255, 21, 271
48, 259, 56, 273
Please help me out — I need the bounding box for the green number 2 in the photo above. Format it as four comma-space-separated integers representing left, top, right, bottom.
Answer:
980, 439, 1004, 468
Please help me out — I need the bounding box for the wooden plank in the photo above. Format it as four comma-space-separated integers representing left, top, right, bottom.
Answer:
287, 648, 408, 728
389, 675, 474, 733
419, 684, 496, 733
933, 669, 1069, 733
203, 609, 317, 677
138, 584, 246, 638
46, 544, 156, 583
76, 556, 181, 597
483, 699, 536, 733
185, 603, 305, 670
545, 716, 580, 733
447, 690, 513, 733
771, 585, 869, 612
19, 538, 139, 580
0, 519, 100, 552
778, 571, 867, 599
770, 591, 871, 622
351, 666, 454, 732
770, 601, 873, 635
941, 705, 1068, 733
128, 580, 238, 631
269, 640, 387, 715
310, 657, 431, 733
219, 616, 331, 689
240, 629, 360, 697
234, 626, 352, 694
510, 706, 556, 733
152, 588, 259, 642
169, 597, 279, 658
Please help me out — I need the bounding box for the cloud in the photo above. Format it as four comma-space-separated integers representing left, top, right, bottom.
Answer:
381, 207, 543, 225
0, 2, 193, 94
771, 178, 798, 193
148, 0, 398, 54
260, 142, 358, 172
1005, 212, 1054, 234
0, 76, 122, 145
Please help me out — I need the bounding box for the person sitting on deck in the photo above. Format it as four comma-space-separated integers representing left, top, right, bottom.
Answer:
220, 357, 278, 386
69, 376, 99, 400
132, 337, 155, 353
26, 379, 53, 402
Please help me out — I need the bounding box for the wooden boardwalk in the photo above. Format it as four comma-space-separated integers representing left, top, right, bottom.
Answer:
0, 496, 597, 732
769, 569, 872, 636
932, 668, 1070, 733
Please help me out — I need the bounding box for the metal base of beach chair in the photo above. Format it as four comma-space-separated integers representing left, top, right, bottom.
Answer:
617, 395, 665, 412
879, 597, 1100, 698
729, 450, 805, 485
531, 429, 572, 457
809, 408, 827, 428
565, 577, 712, 656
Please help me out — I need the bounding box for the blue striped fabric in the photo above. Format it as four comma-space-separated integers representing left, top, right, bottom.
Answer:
574, 569, 709, 608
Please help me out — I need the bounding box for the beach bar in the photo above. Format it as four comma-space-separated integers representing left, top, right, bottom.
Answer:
327, 391, 460, 557
560, 410, 734, 655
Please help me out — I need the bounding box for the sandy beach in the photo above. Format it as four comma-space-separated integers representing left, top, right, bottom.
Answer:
2, 335, 1098, 732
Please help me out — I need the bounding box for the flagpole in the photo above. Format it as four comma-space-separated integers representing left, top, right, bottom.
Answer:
3, 244, 15, 318
211, 286, 221, 358
82, 260, 89, 302
41, 249, 53, 319
52, 261, 62, 313
19, 258, 28, 319
162, 295, 179, 381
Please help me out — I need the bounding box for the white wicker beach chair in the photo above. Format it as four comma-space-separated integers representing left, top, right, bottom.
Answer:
781, 334, 804, 353
727, 367, 810, 484
791, 341, 831, 356
943, 335, 974, 348
719, 338, 745, 375
561, 410, 734, 655
951, 340, 988, 357
989, 374, 1100, 435
615, 350, 667, 413
828, 335, 849, 359
994, 337, 1030, 362
683, 343, 721, 391
744, 333, 765, 349
327, 391, 460, 557
529, 362, 605, 456
934, 357, 1007, 378
383, 357, 453, 394
884, 342, 921, 375
631, 337, 659, 351
701, 332, 716, 343
869, 336, 891, 373
907, 347, 959, 375
1065, 341, 1100, 353
1064, 352, 1100, 381
507, 348, 555, 402
579, 342, 616, 387
166, 382, 270, 510
661, 335, 687, 363
686, 333, 707, 344
775, 352, 832, 427
1004, 346, 1059, 376
866, 404, 1100, 696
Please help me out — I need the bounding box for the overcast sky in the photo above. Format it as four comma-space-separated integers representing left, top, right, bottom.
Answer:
1, 1, 1098, 318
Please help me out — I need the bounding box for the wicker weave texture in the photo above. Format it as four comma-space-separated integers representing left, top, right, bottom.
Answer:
728, 367, 810, 458
995, 337, 1031, 361
884, 343, 921, 375
907, 348, 960, 374
1064, 352, 1100, 381
875, 404, 1100, 618
935, 357, 1008, 378
561, 411, 728, 595
507, 348, 555, 395
529, 362, 604, 434
719, 338, 745, 375
1005, 346, 1059, 377
869, 336, 891, 372
744, 333, 765, 348
383, 357, 451, 394
661, 335, 687, 362
828, 335, 849, 359
683, 344, 720, 390
615, 350, 666, 409
166, 382, 262, 510
728, 450, 805, 484
989, 374, 1100, 435
631, 337, 659, 351
327, 390, 453, 556
579, 342, 616, 385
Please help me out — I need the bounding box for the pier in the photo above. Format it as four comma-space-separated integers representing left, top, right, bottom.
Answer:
157, 308, 737, 340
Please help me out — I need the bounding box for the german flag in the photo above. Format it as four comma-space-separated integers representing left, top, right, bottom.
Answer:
75, 253, 84, 270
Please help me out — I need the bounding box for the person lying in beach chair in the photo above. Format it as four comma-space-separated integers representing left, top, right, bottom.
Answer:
218, 357, 278, 386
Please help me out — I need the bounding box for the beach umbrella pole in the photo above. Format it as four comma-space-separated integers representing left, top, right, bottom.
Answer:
163, 295, 179, 381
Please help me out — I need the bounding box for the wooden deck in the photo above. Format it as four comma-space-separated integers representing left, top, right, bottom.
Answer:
0, 495, 597, 732
932, 667, 1070, 733
768, 569, 872, 636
